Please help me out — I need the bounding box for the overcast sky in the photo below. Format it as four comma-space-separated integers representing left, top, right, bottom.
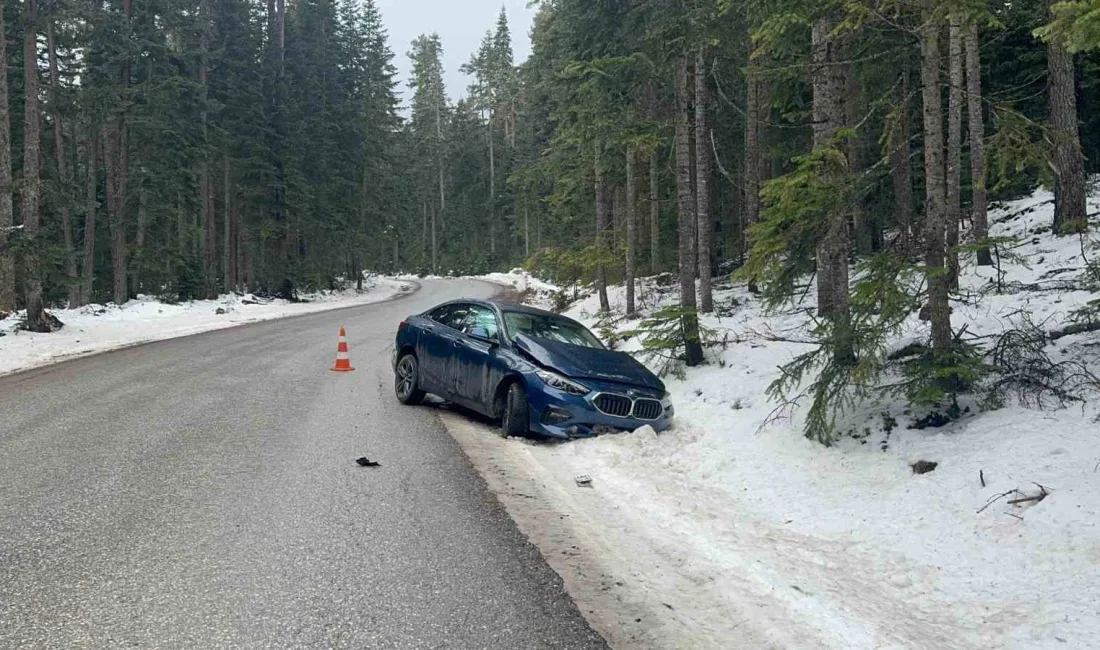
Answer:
377, 0, 538, 109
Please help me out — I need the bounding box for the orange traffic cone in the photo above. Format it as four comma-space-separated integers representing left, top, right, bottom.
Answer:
331, 327, 355, 372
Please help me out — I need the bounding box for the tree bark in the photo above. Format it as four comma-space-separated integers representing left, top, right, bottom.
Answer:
103, 0, 131, 306
920, 1, 953, 351
223, 154, 235, 293
743, 38, 762, 292
23, 0, 46, 330
675, 55, 704, 366
811, 15, 853, 361
199, 0, 216, 298
625, 146, 636, 317
49, 22, 79, 307
649, 150, 659, 275
694, 47, 713, 313
488, 107, 496, 257
964, 21, 991, 266
845, 57, 870, 254
0, 0, 13, 313
430, 202, 438, 273
134, 185, 147, 292
946, 15, 964, 289
1046, 0, 1087, 235
81, 130, 98, 307
594, 140, 610, 312
890, 72, 915, 256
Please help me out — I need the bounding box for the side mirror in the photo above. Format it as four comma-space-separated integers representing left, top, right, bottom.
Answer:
467, 326, 498, 345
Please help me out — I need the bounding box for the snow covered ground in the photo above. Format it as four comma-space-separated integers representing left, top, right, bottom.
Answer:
455, 188, 1100, 648
395, 268, 560, 309
0, 276, 413, 377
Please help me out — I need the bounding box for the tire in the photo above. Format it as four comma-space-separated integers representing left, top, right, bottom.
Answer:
501, 382, 530, 438
395, 354, 426, 405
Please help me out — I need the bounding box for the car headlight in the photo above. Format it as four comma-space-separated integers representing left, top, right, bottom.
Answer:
535, 370, 590, 396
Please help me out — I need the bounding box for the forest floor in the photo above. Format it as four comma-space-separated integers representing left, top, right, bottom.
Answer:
465, 186, 1100, 649
0, 276, 414, 377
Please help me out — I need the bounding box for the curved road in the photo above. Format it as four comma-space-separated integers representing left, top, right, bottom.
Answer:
0, 280, 606, 649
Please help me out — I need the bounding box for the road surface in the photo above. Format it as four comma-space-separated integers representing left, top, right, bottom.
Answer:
0, 280, 606, 649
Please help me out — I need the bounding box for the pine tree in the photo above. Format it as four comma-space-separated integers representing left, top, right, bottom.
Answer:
0, 0, 13, 313
1046, 0, 1088, 234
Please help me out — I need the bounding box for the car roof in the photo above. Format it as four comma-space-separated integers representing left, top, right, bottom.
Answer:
431, 299, 563, 319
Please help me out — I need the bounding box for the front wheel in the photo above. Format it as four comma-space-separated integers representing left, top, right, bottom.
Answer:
501, 382, 530, 438
395, 354, 426, 405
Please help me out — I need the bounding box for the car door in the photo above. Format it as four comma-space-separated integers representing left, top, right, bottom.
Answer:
417, 304, 466, 395
449, 305, 501, 410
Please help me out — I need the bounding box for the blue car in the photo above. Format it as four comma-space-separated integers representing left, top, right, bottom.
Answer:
392, 299, 674, 439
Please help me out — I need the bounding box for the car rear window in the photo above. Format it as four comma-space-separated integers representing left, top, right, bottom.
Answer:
502, 312, 604, 349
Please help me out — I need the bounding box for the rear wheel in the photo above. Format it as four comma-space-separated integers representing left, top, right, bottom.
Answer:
501, 382, 529, 438
395, 354, 425, 405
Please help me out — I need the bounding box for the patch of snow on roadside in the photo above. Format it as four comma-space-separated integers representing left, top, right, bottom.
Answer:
0, 276, 413, 376
515, 187, 1100, 648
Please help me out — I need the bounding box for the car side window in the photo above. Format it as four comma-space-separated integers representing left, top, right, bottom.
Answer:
439, 304, 471, 332
465, 305, 500, 340
428, 305, 453, 324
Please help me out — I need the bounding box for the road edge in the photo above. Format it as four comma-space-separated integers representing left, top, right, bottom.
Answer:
0, 280, 421, 380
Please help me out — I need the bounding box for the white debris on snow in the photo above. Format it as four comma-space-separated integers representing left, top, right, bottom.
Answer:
0, 276, 412, 376
508, 187, 1100, 648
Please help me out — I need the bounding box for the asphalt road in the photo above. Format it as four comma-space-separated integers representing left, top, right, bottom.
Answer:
0, 280, 607, 649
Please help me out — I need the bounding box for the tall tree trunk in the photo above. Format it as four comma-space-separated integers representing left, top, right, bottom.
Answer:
649, 150, 659, 275
675, 55, 704, 367
524, 204, 529, 257
890, 72, 915, 256
594, 140, 610, 312
694, 47, 713, 313
134, 185, 147, 292
811, 16, 854, 361
176, 190, 186, 260
625, 146, 637, 317
199, 0, 216, 298
488, 108, 496, 257
49, 22, 78, 307
946, 15, 964, 289
921, 1, 953, 351
743, 37, 762, 292
103, 124, 128, 306
845, 58, 871, 254
0, 0, 13, 313
103, 0, 132, 306
223, 154, 235, 293
23, 0, 47, 330
81, 130, 98, 307
965, 21, 991, 266
1047, 0, 1087, 235
430, 202, 438, 273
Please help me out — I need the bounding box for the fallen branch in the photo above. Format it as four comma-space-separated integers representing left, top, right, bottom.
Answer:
977, 489, 1018, 514
1007, 494, 1045, 506
1049, 321, 1100, 342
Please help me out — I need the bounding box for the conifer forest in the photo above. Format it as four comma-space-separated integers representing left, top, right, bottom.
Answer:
1, 0, 1099, 442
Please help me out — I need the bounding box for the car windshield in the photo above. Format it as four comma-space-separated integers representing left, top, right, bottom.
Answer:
502, 312, 604, 349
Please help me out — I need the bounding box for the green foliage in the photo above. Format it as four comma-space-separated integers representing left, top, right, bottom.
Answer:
986, 108, 1052, 198
623, 306, 719, 379
739, 145, 850, 309
1035, 0, 1100, 53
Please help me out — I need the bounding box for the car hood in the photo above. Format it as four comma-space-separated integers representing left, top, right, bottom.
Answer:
514, 335, 665, 392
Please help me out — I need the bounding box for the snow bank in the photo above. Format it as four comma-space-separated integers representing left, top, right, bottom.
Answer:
0, 276, 413, 377
509, 188, 1100, 647
391, 269, 561, 310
